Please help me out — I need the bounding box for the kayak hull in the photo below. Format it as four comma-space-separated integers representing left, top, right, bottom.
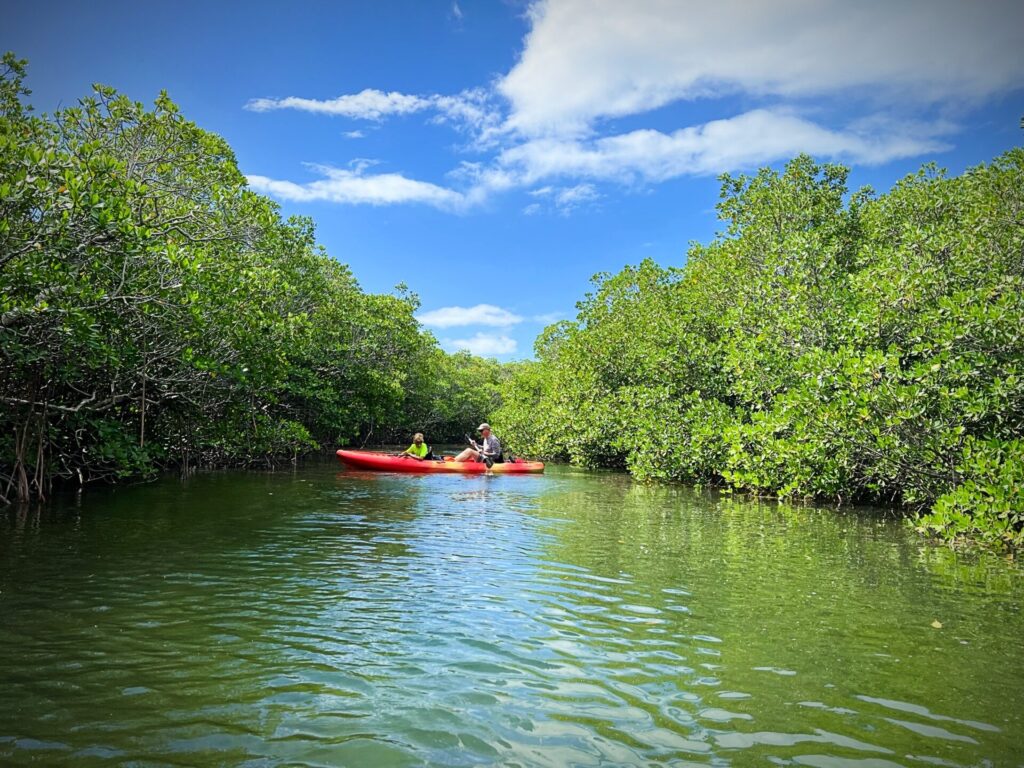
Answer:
336, 450, 544, 474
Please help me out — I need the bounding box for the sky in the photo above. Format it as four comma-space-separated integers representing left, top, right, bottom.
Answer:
4, 0, 1023, 359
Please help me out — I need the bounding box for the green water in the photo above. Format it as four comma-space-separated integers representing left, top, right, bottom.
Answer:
1, 460, 1022, 767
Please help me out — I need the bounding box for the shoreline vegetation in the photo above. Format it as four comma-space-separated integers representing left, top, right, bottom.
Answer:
494, 147, 1024, 551
0, 55, 506, 504
2, 54, 1021, 550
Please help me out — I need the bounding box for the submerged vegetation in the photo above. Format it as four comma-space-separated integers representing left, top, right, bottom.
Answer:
0, 55, 502, 503
495, 150, 1024, 549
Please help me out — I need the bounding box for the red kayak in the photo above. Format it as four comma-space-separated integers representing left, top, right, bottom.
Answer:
336, 450, 545, 474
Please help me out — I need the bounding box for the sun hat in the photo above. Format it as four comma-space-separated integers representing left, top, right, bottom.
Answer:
477, 423, 491, 431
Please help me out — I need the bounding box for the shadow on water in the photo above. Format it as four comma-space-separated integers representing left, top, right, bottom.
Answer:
0, 458, 1021, 766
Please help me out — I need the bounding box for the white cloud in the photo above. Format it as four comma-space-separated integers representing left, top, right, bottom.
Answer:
247, 110, 951, 211
417, 304, 524, 328
247, 88, 501, 139
244, 0, 1021, 211
499, 0, 1024, 137
246, 89, 432, 120
427, 91, 505, 151
527, 182, 601, 213
451, 1, 463, 20
246, 163, 465, 210
342, 130, 365, 139
556, 184, 599, 205
443, 333, 518, 356
499, 109, 952, 183
250, 110, 948, 211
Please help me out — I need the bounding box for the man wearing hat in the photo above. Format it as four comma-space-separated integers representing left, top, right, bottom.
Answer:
454, 423, 503, 465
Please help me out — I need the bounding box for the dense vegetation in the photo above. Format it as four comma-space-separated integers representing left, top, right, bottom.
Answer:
0, 55, 502, 503
3, 52, 1020, 551
495, 150, 1024, 549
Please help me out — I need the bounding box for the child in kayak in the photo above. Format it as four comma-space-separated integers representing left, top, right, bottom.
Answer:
399, 433, 432, 461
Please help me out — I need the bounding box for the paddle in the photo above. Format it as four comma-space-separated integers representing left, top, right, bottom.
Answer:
466, 432, 494, 468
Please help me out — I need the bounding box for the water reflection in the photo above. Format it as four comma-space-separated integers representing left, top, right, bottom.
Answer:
0, 461, 1021, 766
528, 475, 1023, 765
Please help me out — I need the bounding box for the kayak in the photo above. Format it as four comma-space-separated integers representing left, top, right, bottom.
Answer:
336, 449, 545, 474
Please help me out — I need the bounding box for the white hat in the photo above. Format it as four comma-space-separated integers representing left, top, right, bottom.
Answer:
477, 423, 491, 431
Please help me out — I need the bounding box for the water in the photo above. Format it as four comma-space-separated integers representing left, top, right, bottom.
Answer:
1, 459, 1022, 767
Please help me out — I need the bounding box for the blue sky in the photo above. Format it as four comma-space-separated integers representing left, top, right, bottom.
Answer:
5, 0, 1023, 358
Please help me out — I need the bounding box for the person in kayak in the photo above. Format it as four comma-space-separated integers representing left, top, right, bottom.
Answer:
454, 423, 502, 465
399, 433, 432, 461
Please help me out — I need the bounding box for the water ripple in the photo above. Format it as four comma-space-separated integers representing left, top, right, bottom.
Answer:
0, 462, 1021, 765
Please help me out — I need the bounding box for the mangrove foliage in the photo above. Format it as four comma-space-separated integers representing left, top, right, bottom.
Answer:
0, 55, 502, 502
495, 151, 1024, 549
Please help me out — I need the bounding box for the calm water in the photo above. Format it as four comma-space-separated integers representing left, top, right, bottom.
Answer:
1, 459, 1022, 767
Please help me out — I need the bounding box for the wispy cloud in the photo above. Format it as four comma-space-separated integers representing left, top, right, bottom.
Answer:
451, 1, 463, 21
246, 163, 465, 210
246, 89, 432, 120
342, 129, 365, 139
248, 109, 951, 212
429, 89, 502, 140
500, 110, 953, 184
246, 88, 501, 139
529, 183, 601, 214
442, 333, 518, 356
417, 304, 523, 328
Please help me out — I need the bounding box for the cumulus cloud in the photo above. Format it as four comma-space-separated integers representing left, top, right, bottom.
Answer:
246, 163, 465, 210
499, 0, 1024, 136
417, 304, 524, 328
443, 333, 518, 356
